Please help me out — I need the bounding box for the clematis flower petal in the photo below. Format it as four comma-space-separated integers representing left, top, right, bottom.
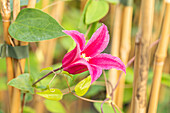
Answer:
89, 64, 102, 83
89, 53, 126, 74
62, 30, 86, 50
62, 45, 81, 68
63, 58, 103, 84
82, 24, 109, 57
63, 58, 89, 74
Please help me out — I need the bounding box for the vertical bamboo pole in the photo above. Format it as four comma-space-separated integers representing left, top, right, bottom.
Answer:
1, 0, 14, 105
108, 4, 122, 102
110, 4, 116, 37
116, 3, 133, 108
11, 0, 21, 112
131, 0, 155, 112
148, 2, 170, 113
11, 0, 36, 113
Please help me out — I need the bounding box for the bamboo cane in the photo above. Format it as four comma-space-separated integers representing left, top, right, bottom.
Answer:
148, 2, 170, 113
11, 0, 36, 113
116, 5, 133, 108
0, 0, 14, 107
131, 0, 155, 112
108, 4, 122, 102
110, 4, 116, 37
11, 0, 21, 112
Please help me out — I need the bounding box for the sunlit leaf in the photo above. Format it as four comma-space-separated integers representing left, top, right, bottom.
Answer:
9, 8, 66, 42
23, 106, 36, 113
44, 99, 66, 113
0, 76, 7, 90
40, 67, 53, 72
94, 102, 123, 113
36, 88, 63, 101
105, 0, 119, 4
8, 73, 34, 94
75, 75, 91, 96
78, 0, 92, 27
85, 1, 109, 24
62, 71, 73, 79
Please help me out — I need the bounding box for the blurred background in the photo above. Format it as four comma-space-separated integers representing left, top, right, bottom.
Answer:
0, 0, 169, 113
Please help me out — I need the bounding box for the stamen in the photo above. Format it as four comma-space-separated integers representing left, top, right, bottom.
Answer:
81, 53, 91, 61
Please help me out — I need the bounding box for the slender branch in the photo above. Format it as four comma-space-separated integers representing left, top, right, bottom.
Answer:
71, 92, 106, 103
63, 75, 71, 92
41, 0, 68, 11
103, 70, 109, 97
21, 93, 26, 113
111, 102, 117, 113
101, 98, 110, 113
32, 67, 62, 86
48, 70, 62, 86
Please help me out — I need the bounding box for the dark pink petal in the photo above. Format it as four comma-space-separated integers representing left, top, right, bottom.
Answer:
89, 64, 102, 83
63, 58, 89, 74
62, 30, 86, 50
62, 45, 81, 68
63, 58, 103, 84
89, 53, 126, 74
82, 24, 109, 57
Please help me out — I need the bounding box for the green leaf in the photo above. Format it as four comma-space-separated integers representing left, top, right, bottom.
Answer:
40, 67, 53, 72
8, 8, 66, 42
44, 99, 66, 113
75, 75, 91, 96
36, 88, 63, 101
105, 0, 119, 4
161, 73, 170, 87
94, 102, 123, 113
62, 71, 73, 79
0, 76, 7, 90
23, 106, 36, 113
85, 0, 109, 24
78, 0, 92, 28
8, 73, 34, 94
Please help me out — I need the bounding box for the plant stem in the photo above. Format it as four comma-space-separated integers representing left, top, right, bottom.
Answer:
101, 98, 110, 113
32, 67, 63, 86
21, 93, 26, 113
111, 102, 117, 113
148, 2, 170, 113
103, 70, 109, 97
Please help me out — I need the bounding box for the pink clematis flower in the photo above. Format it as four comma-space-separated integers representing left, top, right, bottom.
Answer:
62, 24, 126, 83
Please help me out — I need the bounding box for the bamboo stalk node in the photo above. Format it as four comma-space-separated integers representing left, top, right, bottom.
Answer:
1, 1, 11, 19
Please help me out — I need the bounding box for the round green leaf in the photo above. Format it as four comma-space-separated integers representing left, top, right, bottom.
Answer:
36, 88, 63, 101
94, 102, 123, 113
8, 8, 66, 42
8, 73, 34, 94
75, 75, 91, 96
44, 99, 66, 113
85, 1, 109, 24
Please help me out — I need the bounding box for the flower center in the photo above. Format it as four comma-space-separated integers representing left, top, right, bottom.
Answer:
81, 53, 91, 61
